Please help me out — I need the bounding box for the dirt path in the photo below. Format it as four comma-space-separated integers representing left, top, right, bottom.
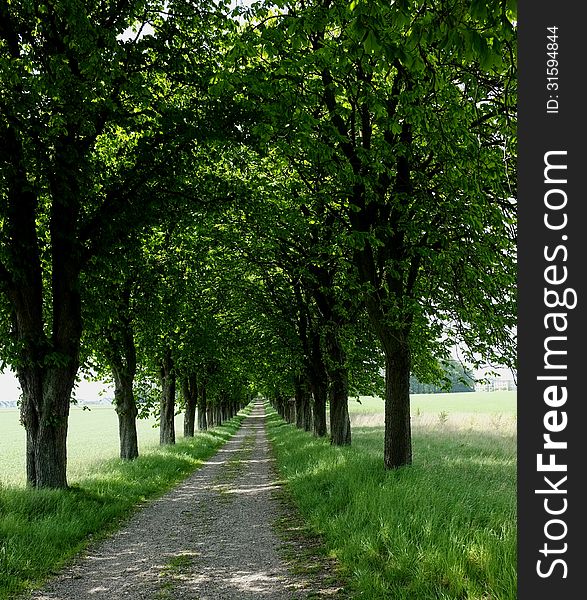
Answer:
29, 402, 323, 600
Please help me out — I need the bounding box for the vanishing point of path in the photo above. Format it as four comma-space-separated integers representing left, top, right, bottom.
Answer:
29, 402, 329, 600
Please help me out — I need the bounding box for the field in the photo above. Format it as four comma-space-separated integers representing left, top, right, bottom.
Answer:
349, 391, 516, 414
269, 391, 517, 599
0, 407, 185, 487
348, 391, 516, 434
1, 392, 516, 485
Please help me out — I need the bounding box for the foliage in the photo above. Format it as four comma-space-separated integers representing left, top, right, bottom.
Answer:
1, 0, 516, 478
410, 359, 475, 394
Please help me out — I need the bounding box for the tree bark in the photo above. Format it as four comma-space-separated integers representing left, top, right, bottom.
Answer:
197, 382, 208, 430
18, 366, 42, 487
294, 373, 313, 431
310, 383, 327, 437
307, 331, 328, 437
107, 295, 139, 461
159, 348, 176, 445
34, 399, 70, 489
383, 337, 412, 469
328, 372, 351, 445
182, 374, 197, 438
294, 375, 305, 429
113, 367, 139, 460
15, 333, 79, 490
275, 394, 286, 420
324, 324, 351, 446
302, 393, 313, 431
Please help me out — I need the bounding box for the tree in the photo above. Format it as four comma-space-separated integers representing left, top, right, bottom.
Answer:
0, 0, 232, 486
83, 265, 141, 460
410, 359, 475, 394
234, 0, 517, 467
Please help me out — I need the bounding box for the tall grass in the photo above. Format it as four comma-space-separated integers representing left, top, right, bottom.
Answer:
267, 405, 516, 599
0, 408, 249, 600
347, 392, 517, 434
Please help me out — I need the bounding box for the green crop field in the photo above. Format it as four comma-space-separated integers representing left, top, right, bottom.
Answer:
349, 391, 516, 414
347, 391, 517, 434
0, 407, 185, 487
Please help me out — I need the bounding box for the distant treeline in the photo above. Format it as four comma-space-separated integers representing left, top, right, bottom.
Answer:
410, 361, 475, 394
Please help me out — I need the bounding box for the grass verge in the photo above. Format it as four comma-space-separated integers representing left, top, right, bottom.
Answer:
266, 404, 516, 600
270, 465, 350, 598
0, 406, 251, 600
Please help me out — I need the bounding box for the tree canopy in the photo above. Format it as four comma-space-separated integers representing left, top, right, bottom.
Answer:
0, 0, 516, 487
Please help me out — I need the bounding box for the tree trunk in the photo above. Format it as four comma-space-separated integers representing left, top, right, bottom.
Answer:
197, 383, 207, 430
14, 301, 80, 489
287, 398, 295, 423
294, 376, 305, 429
108, 298, 139, 461
113, 368, 139, 460
354, 233, 414, 468
18, 364, 77, 489
18, 368, 42, 487
310, 383, 327, 437
307, 330, 328, 437
294, 374, 313, 430
159, 349, 176, 445
3, 113, 84, 489
328, 370, 351, 445
303, 392, 313, 431
383, 339, 412, 469
324, 324, 351, 446
35, 409, 69, 489
27, 367, 79, 490
182, 374, 197, 438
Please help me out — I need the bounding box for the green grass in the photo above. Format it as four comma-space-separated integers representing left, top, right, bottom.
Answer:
267, 404, 516, 600
0, 407, 190, 487
0, 406, 251, 600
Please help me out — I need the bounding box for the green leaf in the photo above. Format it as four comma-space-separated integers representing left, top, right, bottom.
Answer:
364, 30, 381, 54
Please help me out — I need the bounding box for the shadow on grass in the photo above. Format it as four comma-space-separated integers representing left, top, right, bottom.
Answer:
0, 409, 249, 600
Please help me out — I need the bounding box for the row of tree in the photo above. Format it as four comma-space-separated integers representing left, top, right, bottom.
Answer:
0, 0, 516, 488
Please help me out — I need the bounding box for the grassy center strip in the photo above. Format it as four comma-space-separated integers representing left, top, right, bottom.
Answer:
0, 406, 252, 600
266, 403, 516, 600
211, 432, 256, 504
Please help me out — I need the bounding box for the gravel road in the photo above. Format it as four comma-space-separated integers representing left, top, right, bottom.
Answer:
28, 401, 321, 600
